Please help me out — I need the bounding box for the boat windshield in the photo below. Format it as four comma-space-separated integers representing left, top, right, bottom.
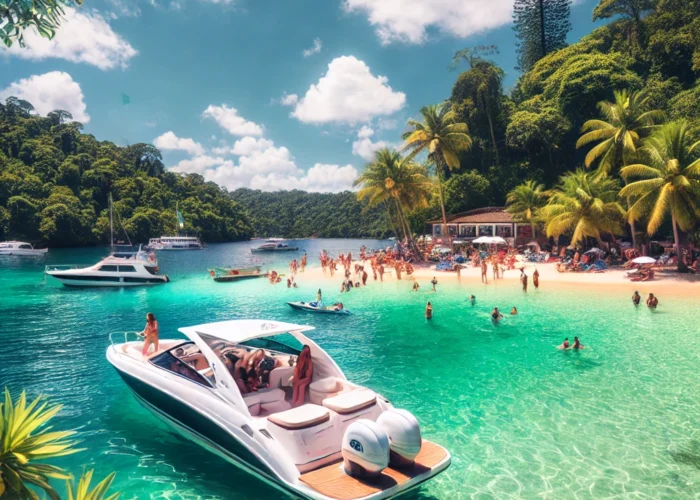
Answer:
150, 343, 214, 387
199, 333, 303, 357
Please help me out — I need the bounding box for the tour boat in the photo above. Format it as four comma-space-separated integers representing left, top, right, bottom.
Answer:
147, 236, 204, 251
287, 301, 351, 315
106, 319, 450, 499
208, 265, 266, 282
0, 241, 48, 257
251, 238, 299, 253
46, 248, 169, 287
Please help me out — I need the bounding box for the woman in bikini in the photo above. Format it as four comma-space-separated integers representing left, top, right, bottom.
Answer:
291, 345, 314, 407
140, 312, 159, 356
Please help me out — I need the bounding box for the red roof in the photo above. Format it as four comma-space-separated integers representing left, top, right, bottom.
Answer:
428, 207, 514, 224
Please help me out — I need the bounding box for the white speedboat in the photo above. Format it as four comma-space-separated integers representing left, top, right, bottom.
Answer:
251, 238, 299, 253
147, 236, 204, 250
107, 320, 450, 499
46, 249, 169, 287
287, 301, 350, 315
0, 241, 48, 257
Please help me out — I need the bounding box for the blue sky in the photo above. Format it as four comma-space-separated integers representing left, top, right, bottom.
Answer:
1, 0, 603, 192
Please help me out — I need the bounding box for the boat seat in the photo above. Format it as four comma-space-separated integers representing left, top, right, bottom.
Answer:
309, 377, 351, 405
243, 388, 286, 417
269, 366, 295, 389
267, 404, 330, 430
322, 389, 377, 415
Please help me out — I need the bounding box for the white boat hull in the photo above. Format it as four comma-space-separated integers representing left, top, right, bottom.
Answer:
0, 250, 48, 256
50, 277, 167, 287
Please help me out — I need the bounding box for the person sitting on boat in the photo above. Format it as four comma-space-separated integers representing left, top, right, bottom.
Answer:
332, 302, 344, 311
315, 289, 325, 309
253, 351, 283, 388
140, 312, 159, 356
291, 345, 313, 407
224, 351, 250, 394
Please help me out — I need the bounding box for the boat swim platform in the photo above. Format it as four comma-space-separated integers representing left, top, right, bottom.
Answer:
299, 440, 448, 500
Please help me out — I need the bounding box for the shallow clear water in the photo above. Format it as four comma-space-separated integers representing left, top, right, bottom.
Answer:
1, 239, 699, 499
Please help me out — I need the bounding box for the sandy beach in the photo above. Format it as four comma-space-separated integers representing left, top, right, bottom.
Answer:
293, 261, 700, 297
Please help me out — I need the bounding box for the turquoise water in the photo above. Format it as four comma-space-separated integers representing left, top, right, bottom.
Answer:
1, 239, 699, 499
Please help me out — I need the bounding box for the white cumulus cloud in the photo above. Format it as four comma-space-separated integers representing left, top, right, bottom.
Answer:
351, 125, 394, 161
279, 93, 299, 106
291, 55, 405, 125
1, 8, 137, 70
344, 0, 513, 45
153, 131, 205, 155
302, 38, 323, 57
169, 136, 357, 193
0, 72, 90, 123
202, 104, 264, 136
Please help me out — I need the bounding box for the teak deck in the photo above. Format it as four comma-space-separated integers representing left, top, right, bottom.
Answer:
299, 440, 448, 500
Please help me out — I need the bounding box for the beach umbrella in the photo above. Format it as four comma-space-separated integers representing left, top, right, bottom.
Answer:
472, 236, 490, 244
632, 256, 656, 264
584, 247, 604, 255
490, 236, 507, 245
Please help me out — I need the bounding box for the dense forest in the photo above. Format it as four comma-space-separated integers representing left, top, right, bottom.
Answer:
0, 99, 253, 246
396, 0, 700, 234
230, 189, 392, 239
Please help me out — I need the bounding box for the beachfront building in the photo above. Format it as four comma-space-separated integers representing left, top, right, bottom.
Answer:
429, 207, 535, 246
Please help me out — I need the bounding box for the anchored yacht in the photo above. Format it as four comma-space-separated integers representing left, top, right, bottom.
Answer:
107, 320, 450, 499
251, 238, 299, 253
0, 241, 48, 257
46, 248, 169, 287
147, 236, 204, 251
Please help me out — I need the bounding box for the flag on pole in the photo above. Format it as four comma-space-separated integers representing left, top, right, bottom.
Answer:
177, 210, 185, 229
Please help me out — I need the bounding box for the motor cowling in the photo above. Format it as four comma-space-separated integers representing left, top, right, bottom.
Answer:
341, 420, 389, 478
376, 409, 422, 468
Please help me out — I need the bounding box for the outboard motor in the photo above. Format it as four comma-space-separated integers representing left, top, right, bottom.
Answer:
341, 419, 390, 478
377, 409, 422, 468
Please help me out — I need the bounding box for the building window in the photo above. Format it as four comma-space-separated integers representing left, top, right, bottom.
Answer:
448, 225, 457, 236
495, 226, 512, 238
459, 225, 476, 237
478, 225, 493, 236
517, 225, 533, 238
434, 225, 442, 236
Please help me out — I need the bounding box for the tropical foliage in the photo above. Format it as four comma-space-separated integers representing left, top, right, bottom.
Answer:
620, 122, 700, 268
65, 470, 119, 500
0, 98, 253, 246
0, 0, 82, 47
513, 0, 572, 72
540, 170, 625, 246
505, 180, 547, 236
0, 388, 81, 499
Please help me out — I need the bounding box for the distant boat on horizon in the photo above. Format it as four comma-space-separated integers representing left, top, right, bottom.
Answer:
147, 204, 204, 250
251, 238, 299, 253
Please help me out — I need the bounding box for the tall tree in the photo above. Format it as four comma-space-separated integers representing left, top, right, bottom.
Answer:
449, 45, 499, 71
451, 61, 505, 164
506, 180, 547, 238
540, 170, 625, 247
620, 121, 700, 271
576, 89, 664, 248
353, 148, 432, 249
402, 104, 472, 241
513, 0, 572, 72
592, 0, 656, 43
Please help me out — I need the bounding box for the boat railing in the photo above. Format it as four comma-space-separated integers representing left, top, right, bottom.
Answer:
108, 331, 143, 347
44, 264, 79, 273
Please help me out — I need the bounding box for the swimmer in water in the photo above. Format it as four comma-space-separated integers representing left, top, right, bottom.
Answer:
632, 291, 641, 306
425, 301, 433, 320
412, 282, 420, 291
558, 338, 570, 350
510, 307, 517, 315
431, 276, 438, 292
646, 293, 658, 309
572, 336, 584, 349
491, 307, 503, 322
469, 295, 476, 305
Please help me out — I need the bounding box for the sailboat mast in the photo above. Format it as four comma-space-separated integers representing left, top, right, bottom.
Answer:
109, 193, 114, 249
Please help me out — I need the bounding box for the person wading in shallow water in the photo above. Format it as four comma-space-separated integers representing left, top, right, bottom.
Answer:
520, 270, 528, 292
425, 301, 433, 320
481, 260, 488, 284
632, 291, 641, 306
533, 268, 539, 289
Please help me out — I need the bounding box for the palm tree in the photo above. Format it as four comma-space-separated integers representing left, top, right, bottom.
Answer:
576, 89, 664, 248
0, 388, 83, 499
66, 470, 119, 500
620, 121, 700, 271
402, 103, 472, 240
540, 170, 626, 247
505, 180, 547, 239
354, 148, 432, 251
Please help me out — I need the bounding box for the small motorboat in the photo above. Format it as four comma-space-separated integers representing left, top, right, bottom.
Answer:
0, 241, 48, 257
107, 319, 449, 499
208, 265, 266, 282
251, 238, 299, 253
287, 301, 350, 315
